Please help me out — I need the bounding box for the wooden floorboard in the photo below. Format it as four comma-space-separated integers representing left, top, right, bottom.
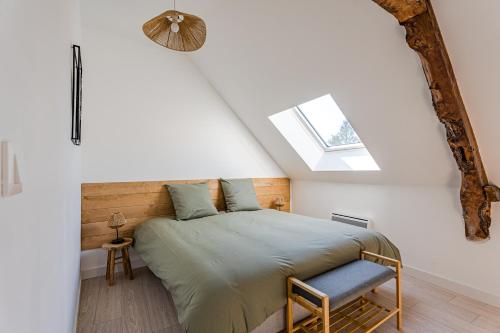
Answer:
77, 267, 500, 333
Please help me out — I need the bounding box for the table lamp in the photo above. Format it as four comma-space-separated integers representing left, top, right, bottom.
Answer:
107, 212, 126, 244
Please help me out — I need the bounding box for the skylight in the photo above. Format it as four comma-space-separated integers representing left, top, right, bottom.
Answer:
296, 94, 363, 151
269, 94, 380, 171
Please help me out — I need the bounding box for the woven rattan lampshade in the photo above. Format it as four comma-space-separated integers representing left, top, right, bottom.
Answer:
142, 9, 206, 52
107, 212, 126, 229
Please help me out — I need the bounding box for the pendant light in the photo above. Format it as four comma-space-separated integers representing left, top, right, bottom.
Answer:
142, 0, 207, 52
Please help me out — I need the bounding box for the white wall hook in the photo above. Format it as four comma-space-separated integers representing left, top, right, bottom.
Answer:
1, 141, 23, 197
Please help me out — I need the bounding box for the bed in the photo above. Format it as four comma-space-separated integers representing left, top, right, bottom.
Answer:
133, 209, 400, 333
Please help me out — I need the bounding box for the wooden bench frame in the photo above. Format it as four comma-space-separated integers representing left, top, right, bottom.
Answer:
287, 251, 402, 333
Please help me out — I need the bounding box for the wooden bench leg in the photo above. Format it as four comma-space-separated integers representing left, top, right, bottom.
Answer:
286, 278, 294, 333
396, 261, 403, 331
109, 249, 116, 286
322, 297, 330, 333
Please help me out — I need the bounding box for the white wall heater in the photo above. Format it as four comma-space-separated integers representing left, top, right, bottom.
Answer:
331, 212, 371, 229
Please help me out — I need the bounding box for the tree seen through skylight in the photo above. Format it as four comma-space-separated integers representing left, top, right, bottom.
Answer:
327, 120, 361, 146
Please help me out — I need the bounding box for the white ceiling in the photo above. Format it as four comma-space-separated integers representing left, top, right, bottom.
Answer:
122, 0, 500, 186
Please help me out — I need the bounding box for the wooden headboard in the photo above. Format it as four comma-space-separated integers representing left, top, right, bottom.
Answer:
81, 178, 290, 250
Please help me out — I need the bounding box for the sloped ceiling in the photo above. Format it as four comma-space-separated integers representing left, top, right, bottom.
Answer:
142, 0, 500, 186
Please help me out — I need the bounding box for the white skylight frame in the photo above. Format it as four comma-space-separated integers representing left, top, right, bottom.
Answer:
295, 106, 365, 152
292, 94, 366, 152
269, 94, 380, 172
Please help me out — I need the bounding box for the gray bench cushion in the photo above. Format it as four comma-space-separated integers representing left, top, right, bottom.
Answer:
292, 260, 396, 309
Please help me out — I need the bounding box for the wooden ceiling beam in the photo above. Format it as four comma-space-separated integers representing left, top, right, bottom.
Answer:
371, 0, 499, 240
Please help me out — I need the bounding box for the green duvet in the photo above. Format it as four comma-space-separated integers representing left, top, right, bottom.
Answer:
134, 210, 400, 333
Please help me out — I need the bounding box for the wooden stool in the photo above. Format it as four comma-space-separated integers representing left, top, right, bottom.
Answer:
102, 237, 134, 286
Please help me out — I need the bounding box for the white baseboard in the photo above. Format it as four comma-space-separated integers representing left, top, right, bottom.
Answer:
81, 258, 146, 280
404, 265, 500, 308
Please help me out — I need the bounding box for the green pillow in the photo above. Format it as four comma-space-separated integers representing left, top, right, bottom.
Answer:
167, 183, 218, 220
220, 178, 261, 212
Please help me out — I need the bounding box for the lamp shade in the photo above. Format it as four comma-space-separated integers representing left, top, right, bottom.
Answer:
142, 10, 206, 52
107, 212, 126, 228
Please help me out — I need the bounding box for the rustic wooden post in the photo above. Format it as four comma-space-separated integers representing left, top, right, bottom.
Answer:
371, 0, 500, 240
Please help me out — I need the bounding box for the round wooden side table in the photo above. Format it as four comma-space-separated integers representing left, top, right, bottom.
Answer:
102, 237, 134, 286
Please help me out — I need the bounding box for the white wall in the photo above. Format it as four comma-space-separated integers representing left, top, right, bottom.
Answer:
292, 180, 500, 306
187, 0, 500, 187
0, 0, 82, 332
81, 0, 283, 183
80, 0, 284, 276
188, 0, 457, 186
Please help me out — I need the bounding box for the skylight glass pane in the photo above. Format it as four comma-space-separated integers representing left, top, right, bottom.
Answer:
298, 94, 362, 148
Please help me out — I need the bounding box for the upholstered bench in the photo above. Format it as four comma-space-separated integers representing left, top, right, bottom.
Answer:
287, 251, 402, 333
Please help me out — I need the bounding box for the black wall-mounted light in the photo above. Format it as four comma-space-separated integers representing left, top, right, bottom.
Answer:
71, 45, 82, 146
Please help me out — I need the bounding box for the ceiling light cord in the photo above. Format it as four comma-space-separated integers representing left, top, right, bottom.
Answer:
168, 0, 180, 33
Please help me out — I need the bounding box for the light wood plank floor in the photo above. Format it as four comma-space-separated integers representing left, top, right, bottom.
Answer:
77, 267, 500, 333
